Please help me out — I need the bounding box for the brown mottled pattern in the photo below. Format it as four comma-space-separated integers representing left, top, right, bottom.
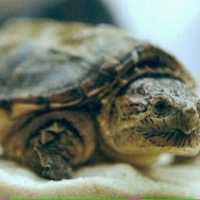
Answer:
0, 19, 194, 105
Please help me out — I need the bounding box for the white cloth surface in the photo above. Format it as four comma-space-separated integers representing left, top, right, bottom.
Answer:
0, 158, 200, 198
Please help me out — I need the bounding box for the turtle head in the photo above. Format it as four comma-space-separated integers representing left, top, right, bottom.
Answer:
100, 77, 200, 165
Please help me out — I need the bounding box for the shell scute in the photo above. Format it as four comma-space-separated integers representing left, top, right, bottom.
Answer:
0, 19, 195, 107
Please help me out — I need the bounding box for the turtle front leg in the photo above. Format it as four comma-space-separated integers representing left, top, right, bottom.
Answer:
32, 145, 73, 180
1, 109, 96, 180
27, 120, 81, 180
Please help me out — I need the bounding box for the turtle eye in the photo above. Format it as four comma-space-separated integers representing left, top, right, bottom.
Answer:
153, 99, 172, 117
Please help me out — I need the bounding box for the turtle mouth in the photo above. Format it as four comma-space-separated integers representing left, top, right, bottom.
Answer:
143, 128, 200, 148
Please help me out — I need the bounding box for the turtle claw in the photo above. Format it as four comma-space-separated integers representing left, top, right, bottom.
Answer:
34, 146, 73, 180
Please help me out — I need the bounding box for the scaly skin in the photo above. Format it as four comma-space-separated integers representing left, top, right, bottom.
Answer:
1, 109, 96, 180
99, 77, 200, 166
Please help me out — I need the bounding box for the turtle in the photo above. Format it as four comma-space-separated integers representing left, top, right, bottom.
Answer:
0, 18, 200, 180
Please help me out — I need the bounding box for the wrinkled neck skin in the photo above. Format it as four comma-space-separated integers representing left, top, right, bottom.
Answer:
98, 77, 200, 167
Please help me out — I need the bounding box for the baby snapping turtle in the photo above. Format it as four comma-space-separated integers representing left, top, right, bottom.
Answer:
0, 19, 200, 180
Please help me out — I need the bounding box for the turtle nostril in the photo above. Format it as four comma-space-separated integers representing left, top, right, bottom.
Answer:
184, 107, 196, 116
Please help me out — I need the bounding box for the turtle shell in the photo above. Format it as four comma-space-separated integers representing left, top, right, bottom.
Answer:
0, 18, 195, 107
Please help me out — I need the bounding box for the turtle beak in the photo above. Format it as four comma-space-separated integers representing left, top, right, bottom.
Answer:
181, 106, 200, 135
